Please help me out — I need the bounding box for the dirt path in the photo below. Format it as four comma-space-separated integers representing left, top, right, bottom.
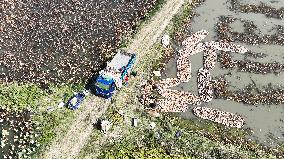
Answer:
43, 0, 186, 158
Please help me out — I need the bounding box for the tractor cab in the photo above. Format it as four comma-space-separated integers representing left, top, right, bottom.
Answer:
95, 73, 117, 98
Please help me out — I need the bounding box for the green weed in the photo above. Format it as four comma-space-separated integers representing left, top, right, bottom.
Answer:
0, 83, 44, 111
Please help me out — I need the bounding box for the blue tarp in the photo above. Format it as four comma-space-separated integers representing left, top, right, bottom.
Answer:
68, 92, 85, 110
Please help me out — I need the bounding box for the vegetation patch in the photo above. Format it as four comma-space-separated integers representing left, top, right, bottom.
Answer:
100, 138, 188, 159
0, 82, 85, 158
0, 83, 44, 111
98, 114, 277, 158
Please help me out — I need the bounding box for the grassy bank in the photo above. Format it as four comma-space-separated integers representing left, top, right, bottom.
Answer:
0, 82, 85, 157
98, 114, 277, 158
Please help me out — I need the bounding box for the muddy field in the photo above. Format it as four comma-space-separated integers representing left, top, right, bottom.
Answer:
0, 109, 37, 158
0, 0, 159, 86
0, 1, 161, 158
163, 0, 284, 146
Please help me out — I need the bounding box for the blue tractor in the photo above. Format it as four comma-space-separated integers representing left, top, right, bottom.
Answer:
94, 50, 136, 98
67, 50, 136, 110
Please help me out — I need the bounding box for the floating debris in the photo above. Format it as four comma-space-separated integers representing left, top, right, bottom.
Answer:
141, 30, 248, 113
215, 15, 284, 75
213, 77, 284, 105
219, 52, 284, 75
193, 107, 245, 128
230, 0, 284, 19
216, 16, 284, 45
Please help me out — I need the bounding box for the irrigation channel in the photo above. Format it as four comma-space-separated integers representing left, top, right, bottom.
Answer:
161, 0, 284, 146
0, 0, 166, 158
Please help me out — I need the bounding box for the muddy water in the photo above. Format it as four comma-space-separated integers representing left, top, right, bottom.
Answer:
163, 0, 284, 146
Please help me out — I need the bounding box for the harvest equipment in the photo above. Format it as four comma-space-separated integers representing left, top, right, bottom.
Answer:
94, 50, 136, 98
67, 50, 136, 110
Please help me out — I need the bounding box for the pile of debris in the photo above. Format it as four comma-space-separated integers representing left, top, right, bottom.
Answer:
193, 107, 245, 128
230, 0, 284, 19
140, 30, 248, 128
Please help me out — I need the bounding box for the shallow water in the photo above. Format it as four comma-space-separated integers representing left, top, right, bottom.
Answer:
163, 0, 284, 146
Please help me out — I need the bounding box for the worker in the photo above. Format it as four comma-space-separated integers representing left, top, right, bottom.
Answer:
124, 75, 129, 86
